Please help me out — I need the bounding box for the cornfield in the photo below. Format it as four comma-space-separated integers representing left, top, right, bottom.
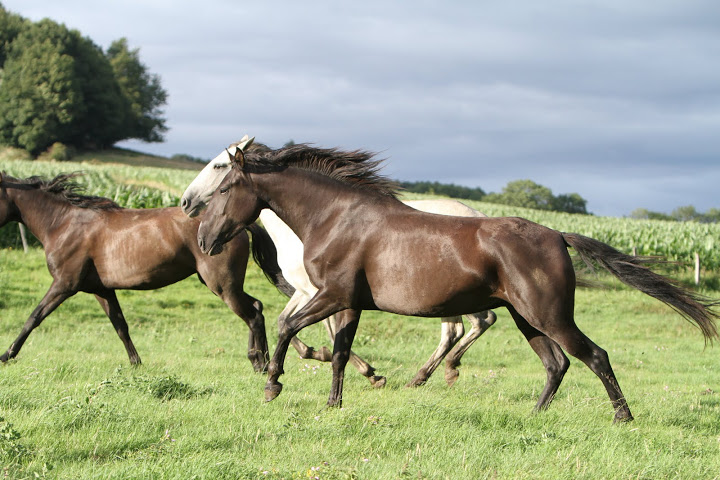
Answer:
426, 197, 720, 270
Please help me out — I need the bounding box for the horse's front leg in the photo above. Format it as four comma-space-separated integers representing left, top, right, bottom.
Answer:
265, 290, 343, 402
327, 309, 361, 407
1, 283, 75, 362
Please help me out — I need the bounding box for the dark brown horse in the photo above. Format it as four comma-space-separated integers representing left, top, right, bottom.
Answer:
195, 144, 719, 422
0, 172, 291, 371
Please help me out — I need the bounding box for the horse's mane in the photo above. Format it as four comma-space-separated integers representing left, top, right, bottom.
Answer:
237, 143, 400, 198
4, 173, 121, 210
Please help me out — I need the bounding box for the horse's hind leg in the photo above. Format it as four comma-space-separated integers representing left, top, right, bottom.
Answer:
512, 306, 633, 422
444, 310, 498, 386
406, 317, 465, 387
508, 309, 569, 410
551, 326, 632, 422
324, 314, 386, 388
95, 290, 141, 365
1, 283, 74, 362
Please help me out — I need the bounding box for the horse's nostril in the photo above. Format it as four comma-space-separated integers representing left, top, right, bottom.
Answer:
181, 197, 188, 209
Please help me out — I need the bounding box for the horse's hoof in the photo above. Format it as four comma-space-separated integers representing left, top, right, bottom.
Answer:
405, 378, 426, 388
327, 398, 342, 408
264, 382, 283, 402
445, 368, 460, 387
613, 411, 634, 423
370, 375, 386, 388
0, 352, 9, 363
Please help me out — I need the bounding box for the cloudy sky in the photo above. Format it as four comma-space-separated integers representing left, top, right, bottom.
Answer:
5, 1, 720, 217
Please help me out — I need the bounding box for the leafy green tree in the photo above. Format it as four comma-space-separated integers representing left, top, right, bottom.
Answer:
0, 18, 126, 153
0, 3, 27, 66
71, 35, 128, 148
486, 179, 554, 210
629, 208, 674, 221
553, 192, 588, 214
106, 38, 168, 143
0, 6, 168, 154
671, 205, 701, 222
703, 208, 720, 223
0, 20, 81, 153
630, 208, 651, 220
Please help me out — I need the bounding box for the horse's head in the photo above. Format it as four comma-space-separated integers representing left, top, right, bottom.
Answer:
181, 135, 254, 217
197, 147, 266, 256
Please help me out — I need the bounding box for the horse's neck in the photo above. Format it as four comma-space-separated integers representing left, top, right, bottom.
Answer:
11, 189, 73, 245
254, 169, 357, 242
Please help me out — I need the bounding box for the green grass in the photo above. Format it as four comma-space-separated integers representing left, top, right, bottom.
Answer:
1, 248, 719, 479
1, 147, 720, 477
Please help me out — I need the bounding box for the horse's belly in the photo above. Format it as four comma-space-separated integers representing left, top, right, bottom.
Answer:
366, 264, 489, 316
364, 241, 489, 315
101, 262, 193, 290
94, 241, 194, 290
372, 288, 485, 317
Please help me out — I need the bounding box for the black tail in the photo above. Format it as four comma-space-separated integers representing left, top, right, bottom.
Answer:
246, 223, 295, 298
562, 232, 719, 344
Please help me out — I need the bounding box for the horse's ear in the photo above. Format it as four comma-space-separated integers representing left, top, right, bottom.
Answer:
236, 135, 254, 151
232, 146, 246, 169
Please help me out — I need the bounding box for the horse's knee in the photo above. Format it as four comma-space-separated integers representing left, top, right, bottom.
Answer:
587, 347, 610, 372
546, 354, 570, 380
468, 310, 496, 329
483, 310, 497, 326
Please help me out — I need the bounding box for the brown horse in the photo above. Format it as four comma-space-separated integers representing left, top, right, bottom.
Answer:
195, 144, 719, 422
0, 172, 291, 371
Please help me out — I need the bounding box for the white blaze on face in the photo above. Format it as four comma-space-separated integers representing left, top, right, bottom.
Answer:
181, 134, 254, 216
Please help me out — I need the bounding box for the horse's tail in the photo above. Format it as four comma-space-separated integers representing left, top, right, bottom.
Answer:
562, 232, 719, 344
246, 223, 295, 298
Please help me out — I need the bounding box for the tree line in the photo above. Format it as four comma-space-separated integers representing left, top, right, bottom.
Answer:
630, 206, 720, 223
401, 179, 589, 214
0, 3, 167, 155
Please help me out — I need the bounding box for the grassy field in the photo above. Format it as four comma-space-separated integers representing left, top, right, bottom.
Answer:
1, 247, 719, 479
1, 147, 720, 477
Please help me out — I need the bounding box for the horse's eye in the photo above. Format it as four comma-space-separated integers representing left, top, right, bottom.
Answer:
214, 163, 228, 170
219, 187, 229, 195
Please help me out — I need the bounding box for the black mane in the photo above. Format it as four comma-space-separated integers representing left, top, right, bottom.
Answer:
3, 173, 121, 210
238, 143, 400, 198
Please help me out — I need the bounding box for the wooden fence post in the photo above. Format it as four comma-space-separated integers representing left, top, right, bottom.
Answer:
694, 252, 700, 285
19, 223, 29, 253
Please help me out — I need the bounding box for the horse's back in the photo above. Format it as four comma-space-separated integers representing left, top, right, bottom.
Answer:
403, 199, 485, 218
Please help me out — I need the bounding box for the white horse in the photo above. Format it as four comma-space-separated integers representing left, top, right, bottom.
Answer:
181, 137, 497, 387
